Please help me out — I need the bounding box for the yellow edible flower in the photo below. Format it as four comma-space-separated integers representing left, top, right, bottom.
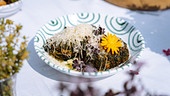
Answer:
100, 33, 122, 54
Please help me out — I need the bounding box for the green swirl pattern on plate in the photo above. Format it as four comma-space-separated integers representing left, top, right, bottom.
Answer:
34, 13, 145, 78
66, 13, 100, 26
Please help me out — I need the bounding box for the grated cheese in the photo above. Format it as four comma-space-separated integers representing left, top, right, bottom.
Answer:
47, 24, 96, 49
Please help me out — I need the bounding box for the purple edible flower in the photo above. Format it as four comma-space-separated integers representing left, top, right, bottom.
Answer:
83, 65, 97, 72
72, 59, 86, 71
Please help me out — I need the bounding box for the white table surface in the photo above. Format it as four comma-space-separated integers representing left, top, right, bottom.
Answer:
6, 0, 170, 96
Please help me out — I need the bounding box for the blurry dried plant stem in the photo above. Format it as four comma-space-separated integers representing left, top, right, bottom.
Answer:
0, 74, 16, 96
0, 18, 29, 96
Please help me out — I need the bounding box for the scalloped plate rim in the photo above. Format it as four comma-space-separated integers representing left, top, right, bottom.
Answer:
0, 0, 22, 17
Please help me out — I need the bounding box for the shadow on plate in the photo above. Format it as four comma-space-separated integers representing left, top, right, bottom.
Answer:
27, 38, 107, 83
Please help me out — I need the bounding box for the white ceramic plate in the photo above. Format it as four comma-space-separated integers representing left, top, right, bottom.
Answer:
34, 13, 145, 78
0, 0, 22, 18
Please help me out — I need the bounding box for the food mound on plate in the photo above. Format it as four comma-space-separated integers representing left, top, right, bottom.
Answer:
43, 24, 129, 72
0, 0, 18, 6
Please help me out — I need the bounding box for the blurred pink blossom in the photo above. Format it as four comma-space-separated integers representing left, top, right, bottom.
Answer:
163, 48, 170, 56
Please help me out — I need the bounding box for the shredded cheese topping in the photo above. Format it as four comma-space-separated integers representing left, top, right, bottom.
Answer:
47, 24, 97, 49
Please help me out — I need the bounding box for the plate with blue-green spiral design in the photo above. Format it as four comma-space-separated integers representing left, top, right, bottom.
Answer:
34, 13, 145, 78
